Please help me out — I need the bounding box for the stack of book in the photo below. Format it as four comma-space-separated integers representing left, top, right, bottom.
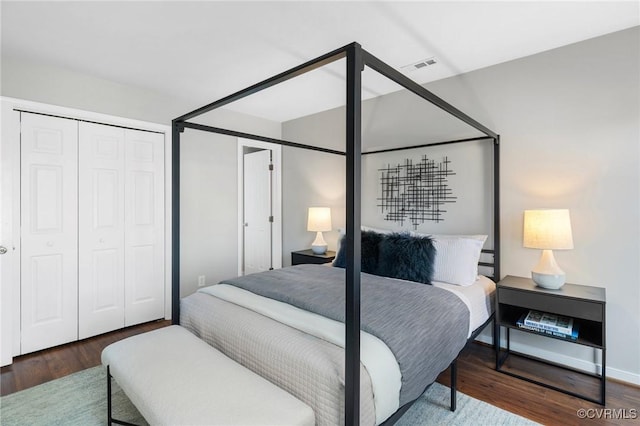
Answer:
516, 310, 579, 340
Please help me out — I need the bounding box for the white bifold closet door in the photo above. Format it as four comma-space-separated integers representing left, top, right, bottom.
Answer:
20, 113, 78, 354
21, 114, 165, 352
79, 123, 165, 335
123, 129, 165, 326
78, 123, 126, 339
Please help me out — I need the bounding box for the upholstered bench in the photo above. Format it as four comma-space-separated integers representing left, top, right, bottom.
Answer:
102, 325, 315, 425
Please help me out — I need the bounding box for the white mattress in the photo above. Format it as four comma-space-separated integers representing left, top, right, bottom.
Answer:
433, 275, 496, 336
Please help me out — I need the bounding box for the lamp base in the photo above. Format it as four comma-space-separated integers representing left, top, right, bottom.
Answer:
531, 271, 566, 289
311, 231, 328, 255
531, 249, 566, 289
311, 244, 328, 255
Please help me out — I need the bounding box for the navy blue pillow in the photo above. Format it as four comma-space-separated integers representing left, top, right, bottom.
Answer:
376, 233, 435, 285
333, 230, 384, 274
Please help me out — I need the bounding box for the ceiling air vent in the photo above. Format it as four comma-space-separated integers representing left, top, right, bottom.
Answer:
401, 57, 438, 72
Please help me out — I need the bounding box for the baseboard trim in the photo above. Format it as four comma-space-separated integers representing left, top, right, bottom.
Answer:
606, 366, 640, 386
474, 334, 640, 386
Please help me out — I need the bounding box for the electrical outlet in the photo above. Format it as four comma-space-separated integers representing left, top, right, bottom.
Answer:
197, 275, 206, 287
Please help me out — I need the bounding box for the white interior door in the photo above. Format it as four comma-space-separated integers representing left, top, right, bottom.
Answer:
124, 129, 165, 326
20, 113, 78, 354
78, 122, 125, 339
1, 104, 19, 365
243, 149, 272, 274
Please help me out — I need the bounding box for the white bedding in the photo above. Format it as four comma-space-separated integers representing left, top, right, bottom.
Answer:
200, 284, 401, 424
433, 275, 496, 336
181, 292, 378, 425
198, 275, 495, 424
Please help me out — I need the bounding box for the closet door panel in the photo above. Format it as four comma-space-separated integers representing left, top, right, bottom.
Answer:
78, 123, 125, 339
124, 129, 164, 326
20, 113, 78, 354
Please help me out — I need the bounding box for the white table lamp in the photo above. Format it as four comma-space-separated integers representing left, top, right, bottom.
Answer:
308, 207, 331, 254
523, 209, 574, 289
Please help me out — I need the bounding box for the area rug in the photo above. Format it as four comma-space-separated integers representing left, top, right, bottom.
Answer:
396, 383, 539, 425
1, 366, 538, 425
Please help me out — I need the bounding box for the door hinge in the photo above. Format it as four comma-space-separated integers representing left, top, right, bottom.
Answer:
268, 163, 274, 171
269, 216, 274, 223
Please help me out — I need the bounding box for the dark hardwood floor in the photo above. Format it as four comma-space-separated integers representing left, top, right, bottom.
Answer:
437, 344, 639, 426
1, 321, 638, 426
0, 319, 170, 396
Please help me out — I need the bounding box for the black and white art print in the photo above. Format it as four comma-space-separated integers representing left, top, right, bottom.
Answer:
377, 156, 456, 229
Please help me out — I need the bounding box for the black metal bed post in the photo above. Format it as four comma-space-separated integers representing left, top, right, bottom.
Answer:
171, 120, 183, 325
492, 135, 501, 355
107, 366, 113, 424
493, 135, 500, 281
170, 45, 348, 331
450, 360, 457, 412
345, 42, 363, 426
169, 41, 500, 426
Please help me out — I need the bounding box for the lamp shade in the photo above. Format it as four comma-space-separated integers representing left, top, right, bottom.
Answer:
523, 209, 574, 250
307, 207, 332, 232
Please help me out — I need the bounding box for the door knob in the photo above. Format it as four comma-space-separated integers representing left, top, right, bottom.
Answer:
244, 223, 249, 227
0, 246, 7, 255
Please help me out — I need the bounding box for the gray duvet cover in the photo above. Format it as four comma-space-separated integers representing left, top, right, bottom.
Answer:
221, 264, 469, 405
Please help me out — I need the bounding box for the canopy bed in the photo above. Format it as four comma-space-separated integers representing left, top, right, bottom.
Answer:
171, 42, 500, 425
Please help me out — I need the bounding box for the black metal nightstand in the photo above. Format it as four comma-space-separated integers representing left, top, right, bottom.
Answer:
495, 275, 606, 405
291, 249, 336, 266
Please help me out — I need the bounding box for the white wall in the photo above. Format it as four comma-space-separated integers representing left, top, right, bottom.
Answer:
179, 129, 281, 297
179, 129, 238, 296
2, 56, 185, 125
281, 107, 346, 265
433, 27, 639, 383
360, 140, 494, 240
282, 27, 640, 384
281, 147, 345, 266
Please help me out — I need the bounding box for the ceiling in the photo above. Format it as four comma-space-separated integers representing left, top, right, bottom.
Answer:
2, 1, 638, 123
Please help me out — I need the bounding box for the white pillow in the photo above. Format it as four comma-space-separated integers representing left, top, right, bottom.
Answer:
411, 232, 487, 242
338, 225, 395, 235
429, 235, 487, 286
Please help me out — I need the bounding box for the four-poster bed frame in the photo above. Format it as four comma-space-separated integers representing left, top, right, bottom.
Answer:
172, 42, 500, 425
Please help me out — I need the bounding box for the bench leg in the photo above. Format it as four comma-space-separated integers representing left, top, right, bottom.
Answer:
108, 365, 113, 425
450, 360, 457, 412
107, 365, 141, 426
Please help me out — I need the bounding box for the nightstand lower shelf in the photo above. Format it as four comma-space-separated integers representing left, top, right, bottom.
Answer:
496, 326, 605, 405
